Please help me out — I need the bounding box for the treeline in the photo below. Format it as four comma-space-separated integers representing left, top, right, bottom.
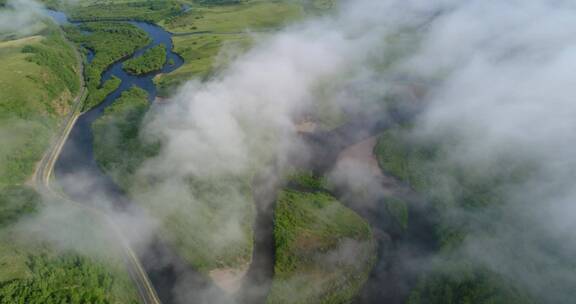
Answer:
64, 22, 150, 111
123, 44, 167, 75
0, 253, 138, 304
68, 1, 182, 23
0, 120, 53, 186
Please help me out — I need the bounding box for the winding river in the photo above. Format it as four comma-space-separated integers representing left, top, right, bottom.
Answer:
55, 21, 183, 208
45, 9, 439, 304
46, 11, 230, 304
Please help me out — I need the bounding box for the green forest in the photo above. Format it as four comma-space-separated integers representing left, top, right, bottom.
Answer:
0, 253, 139, 304
268, 177, 375, 304
123, 44, 167, 75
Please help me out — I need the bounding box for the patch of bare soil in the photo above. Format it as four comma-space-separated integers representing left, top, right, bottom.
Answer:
154, 96, 169, 104
334, 136, 409, 198
337, 136, 382, 177
209, 264, 249, 295
295, 116, 318, 134
52, 90, 72, 116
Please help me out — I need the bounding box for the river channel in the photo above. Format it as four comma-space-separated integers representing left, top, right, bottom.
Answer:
45, 10, 230, 304
45, 9, 438, 304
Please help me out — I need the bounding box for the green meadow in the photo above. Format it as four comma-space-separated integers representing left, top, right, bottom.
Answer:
0, 27, 78, 187
155, 0, 331, 95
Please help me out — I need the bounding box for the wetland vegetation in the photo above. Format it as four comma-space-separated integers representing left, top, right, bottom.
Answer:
64, 22, 151, 110
123, 44, 167, 75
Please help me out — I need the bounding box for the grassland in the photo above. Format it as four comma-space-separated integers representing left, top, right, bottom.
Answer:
63, 0, 182, 23
267, 187, 375, 304
161, 1, 303, 34
0, 27, 79, 187
123, 44, 167, 75
0, 20, 139, 303
154, 0, 314, 95
155, 33, 253, 93
64, 22, 151, 110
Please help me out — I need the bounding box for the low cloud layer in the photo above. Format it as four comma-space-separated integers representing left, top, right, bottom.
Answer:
141, 2, 398, 179
74, 0, 576, 302
9, 0, 576, 303
134, 1, 410, 302
404, 1, 576, 301
0, 0, 46, 36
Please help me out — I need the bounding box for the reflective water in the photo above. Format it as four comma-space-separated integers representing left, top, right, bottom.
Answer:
46, 13, 219, 304
55, 21, 183, 207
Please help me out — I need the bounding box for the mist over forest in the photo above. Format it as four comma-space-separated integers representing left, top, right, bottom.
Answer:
0, 0, 575, 303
